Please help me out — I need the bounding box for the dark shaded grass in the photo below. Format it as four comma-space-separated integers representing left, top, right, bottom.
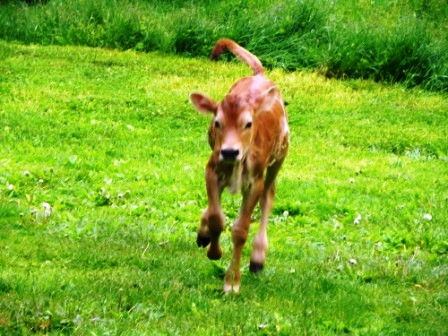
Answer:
1, 0, 447, 91
324, 22, 448, 92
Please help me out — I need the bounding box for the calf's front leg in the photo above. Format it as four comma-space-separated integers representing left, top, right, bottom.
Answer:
197, 163, 225, 260
224, 177, 264, 294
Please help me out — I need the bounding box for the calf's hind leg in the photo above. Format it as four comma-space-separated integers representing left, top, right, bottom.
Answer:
250, 160, 284, 273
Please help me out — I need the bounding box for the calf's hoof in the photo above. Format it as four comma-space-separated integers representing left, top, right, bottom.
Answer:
249, 261, 264, 273
207, 246, 222, 260
196, 235, 210, 248
223, 283, 240, 295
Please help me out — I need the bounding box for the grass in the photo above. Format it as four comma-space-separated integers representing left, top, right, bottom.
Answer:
0, 0, 447, 91
0, 41, 447, 334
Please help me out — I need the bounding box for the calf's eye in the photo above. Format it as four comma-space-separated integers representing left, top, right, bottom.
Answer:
214, 120, 221, 129
245, 121, 253, 129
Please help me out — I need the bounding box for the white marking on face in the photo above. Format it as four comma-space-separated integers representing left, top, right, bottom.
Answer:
220, 130, 241, 161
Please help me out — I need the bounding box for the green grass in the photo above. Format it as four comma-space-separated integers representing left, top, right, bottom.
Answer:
1, 41, 448, 335
0, 0, 447, 91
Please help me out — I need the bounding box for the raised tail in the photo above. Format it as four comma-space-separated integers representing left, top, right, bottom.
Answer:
211, 38, 264, 75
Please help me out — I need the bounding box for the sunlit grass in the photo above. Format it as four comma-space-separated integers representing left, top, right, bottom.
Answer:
0, 42, 447, 334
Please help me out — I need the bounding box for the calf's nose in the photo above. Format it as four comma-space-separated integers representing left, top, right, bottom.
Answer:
220, 148, 239, 161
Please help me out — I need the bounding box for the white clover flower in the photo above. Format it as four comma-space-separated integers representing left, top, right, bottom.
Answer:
24, 170, 30, 177
38, 179, 44, 184
423, 214, 432, 221
354, 214, 362, 225
349, 178, 355, 184
41, 202, 52, 218
349, 259, 357, 265
118, 193, 123, 199
258, 324, 269, 330
333, 220, 341, 230
7, 184, 14, 191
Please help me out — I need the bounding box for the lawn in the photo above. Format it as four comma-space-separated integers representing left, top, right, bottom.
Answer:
0, 41, 447, 335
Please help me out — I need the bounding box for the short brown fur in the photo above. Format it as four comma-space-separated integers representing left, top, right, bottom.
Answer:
190, 38, 289, 293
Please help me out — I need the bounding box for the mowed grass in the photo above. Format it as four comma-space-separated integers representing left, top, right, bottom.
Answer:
0, 41, 447, 334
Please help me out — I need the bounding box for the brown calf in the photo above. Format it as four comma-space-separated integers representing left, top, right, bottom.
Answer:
190, 39, 289, 294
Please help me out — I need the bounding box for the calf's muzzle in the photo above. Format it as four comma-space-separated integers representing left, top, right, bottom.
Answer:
220, 148, 240, 161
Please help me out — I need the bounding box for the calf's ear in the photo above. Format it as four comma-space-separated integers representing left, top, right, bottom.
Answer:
190, 93, 218, 114
257, 86, 278, 113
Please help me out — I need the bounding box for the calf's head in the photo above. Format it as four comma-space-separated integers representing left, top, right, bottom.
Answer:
190, 86, 277, 163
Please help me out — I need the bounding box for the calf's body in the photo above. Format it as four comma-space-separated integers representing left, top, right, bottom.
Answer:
190, 39, 289, 293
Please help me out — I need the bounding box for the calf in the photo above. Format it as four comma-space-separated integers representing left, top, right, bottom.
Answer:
190, 38, 289, 294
